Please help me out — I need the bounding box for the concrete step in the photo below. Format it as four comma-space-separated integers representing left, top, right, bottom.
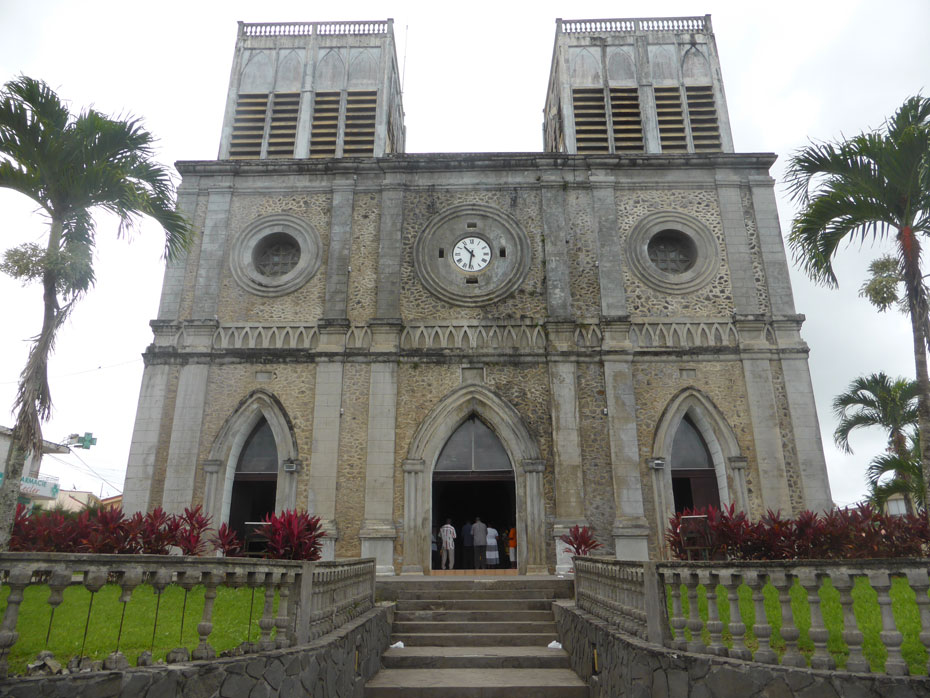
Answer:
364, 668, 587, 697
393, 589, 559, 600
381, 646, 571, 669
392, 632, 557, 647
379, 579, 572, 592
396, 598, 554, 612
394, 620, 556, 635
395, 609, 554, 623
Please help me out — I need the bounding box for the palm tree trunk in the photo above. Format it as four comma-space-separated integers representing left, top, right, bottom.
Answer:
900, 225, 930, 519
0, 217, 64, 550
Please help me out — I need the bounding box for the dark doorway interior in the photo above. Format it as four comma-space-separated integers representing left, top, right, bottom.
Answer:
229, 478, 277, 547
432, 476, 516, 570
672, 470, 721, 513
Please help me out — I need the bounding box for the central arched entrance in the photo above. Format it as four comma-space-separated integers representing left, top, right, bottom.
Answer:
402, 384, 548, 575
432, 415, 516, 570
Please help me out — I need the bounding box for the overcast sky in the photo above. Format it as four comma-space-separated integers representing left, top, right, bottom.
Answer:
0, 0, 928, 507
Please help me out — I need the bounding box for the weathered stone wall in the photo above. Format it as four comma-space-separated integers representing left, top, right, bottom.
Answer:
399, 187, 547, 323
576, 362, 615, 553
553, 601, 930, 698
617, 188, 734, 318
0, 605, 393, 698
149, 366, 181, 511
566, 188, 601, 319
217, 192, 332, 324
335, 362, 371, 558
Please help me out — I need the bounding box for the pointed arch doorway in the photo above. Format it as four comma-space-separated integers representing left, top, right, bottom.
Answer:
432, 415, 516, 570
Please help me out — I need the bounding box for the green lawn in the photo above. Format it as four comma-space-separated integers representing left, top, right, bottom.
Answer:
0, 584, 279, 675
671, 577, 928, 674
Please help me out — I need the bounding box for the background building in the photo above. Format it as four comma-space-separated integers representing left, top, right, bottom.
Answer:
122, 16, 832, 573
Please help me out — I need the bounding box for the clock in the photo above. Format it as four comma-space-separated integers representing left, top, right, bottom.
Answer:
414, 204, 531, 307
453, 237, 492, 272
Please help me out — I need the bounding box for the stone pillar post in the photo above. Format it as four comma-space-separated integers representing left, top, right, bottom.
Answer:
360, 322, 401, 575
161, 321, 217, 515
648, 457, 670, 557
307, 321, 347, 561
123, 359, 171, 515
201, 459, 223, 524
401, 458, 425, 574
521, 459, 548, 575
728, 456, 750, 516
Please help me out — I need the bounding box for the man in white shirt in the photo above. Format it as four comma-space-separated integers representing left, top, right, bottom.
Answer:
471, 516, 488, 569
439, 518, 457, 570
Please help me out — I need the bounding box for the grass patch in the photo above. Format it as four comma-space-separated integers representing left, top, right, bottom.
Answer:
0, 584, 278, 675
668, 577, 928, 675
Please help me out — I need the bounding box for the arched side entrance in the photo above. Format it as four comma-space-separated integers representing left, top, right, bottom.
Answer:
403, 384, 547, 575
202, 390, 300, 539
650, 389, 749, 549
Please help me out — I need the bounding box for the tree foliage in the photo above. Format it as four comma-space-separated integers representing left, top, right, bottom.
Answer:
0, 76, 192, 549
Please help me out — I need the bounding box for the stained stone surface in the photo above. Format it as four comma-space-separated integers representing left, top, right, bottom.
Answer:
553, 601, 930, 698
0, 605, 391, 698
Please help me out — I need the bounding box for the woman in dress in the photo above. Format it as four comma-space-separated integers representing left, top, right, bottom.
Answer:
486, 525, 499, 568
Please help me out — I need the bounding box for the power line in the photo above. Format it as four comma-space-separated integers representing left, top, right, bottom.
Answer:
0, 358, 141, 386
45, 452, 122, 494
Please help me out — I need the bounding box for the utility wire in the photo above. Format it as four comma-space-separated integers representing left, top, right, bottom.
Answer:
0, 358, 140, 385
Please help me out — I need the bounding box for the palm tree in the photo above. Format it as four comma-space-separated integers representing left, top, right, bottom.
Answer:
0, 77, 191, 549
786, 95, 930, 520
866, 431, 926, 514
833, 373, 918, 457
833, 373, 919, 513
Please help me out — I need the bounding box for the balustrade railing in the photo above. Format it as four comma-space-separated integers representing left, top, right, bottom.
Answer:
241, 21, 390, 37
573, 557, 930, 676
0, 553, 375, 677
559, 17, 708, 35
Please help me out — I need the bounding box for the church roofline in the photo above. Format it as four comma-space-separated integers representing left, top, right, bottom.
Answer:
556, 15, 712, 36
176, 151, 777, 176
238, 19, 393, 38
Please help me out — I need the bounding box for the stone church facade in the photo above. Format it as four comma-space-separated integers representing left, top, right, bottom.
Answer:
122, 16, 833, 574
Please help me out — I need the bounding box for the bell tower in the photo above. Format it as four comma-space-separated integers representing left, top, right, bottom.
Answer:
218, 20, 405, 159
544, 16, 734, 155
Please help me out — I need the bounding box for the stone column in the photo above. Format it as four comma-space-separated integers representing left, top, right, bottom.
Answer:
716, 176, 761, 315
192, 185, 234, 319
360, 323, 401, 574
323, 181, 355, 320
648, 457, 671, 555
401, 458, 425, 574
749, 176, 797, 316
539, 183, 574, 318
738, 319, 792, 514
522, 460, 548, 575
201, 459, 223, 524
728, 456, 750, 516
156, 182, 198, 322
161, 321, 217, 515
307, 322, 347, 561
122, 361, 170, 515
775, 320, 833, 513
374, 180, 405, 319
547, 322, 586, 574
277, 458, 301, 512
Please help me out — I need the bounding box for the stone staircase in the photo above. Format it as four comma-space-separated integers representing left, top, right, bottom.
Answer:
365, 577, 587, 697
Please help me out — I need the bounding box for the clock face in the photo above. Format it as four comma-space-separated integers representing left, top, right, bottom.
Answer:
452, 237, 491, 272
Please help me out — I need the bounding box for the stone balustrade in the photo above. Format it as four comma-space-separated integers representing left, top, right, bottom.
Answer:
559, 17, 708, 35
0, 553, 375, 677
241, 21, 390, 37
573, 556, 930, 676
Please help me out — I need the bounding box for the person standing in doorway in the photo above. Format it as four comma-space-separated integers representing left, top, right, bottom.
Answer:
471, 516, 488, 569
486, 524, 499, 568
439, 518, 456, 570
461, 520, 473, 570
508, 526, 517, 569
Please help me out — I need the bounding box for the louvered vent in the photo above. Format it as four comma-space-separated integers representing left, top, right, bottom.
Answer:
267, 92, 300, 158
654, 86, 687, 153
309, 91, 340, 158
229, 93, 268, 159
609, 87, 644, 153
343, 91, 377, 157
572, 88, 609, 154
685, 86, 721, 152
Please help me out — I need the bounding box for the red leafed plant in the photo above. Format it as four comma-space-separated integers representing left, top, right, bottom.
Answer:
667, 503, 930, 561
211, 522, 244, 557
139, 507, 181, 555
256, 510, 325, 561
175, 505, 212, 556
559, 524, 603, 557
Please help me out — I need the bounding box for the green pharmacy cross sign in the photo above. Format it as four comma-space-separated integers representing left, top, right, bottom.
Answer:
70, 432, 97, 449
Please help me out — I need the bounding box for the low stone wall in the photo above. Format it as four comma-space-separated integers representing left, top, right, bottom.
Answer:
554, 601, 930, 698
0, 603, 393, 698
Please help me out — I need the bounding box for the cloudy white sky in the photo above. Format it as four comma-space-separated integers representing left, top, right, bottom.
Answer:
0, 0, 927, 507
